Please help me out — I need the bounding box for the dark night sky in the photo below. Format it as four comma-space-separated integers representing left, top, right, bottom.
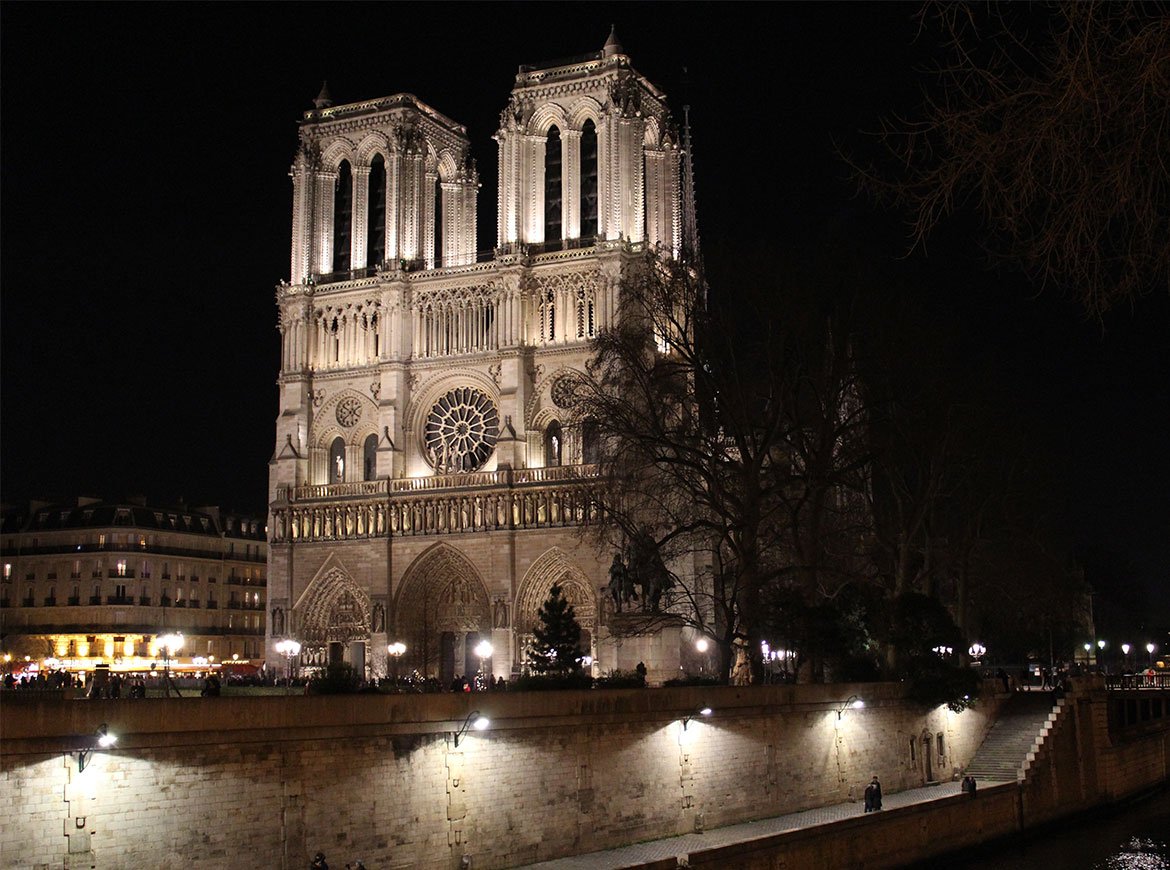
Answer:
2, 5, 1166, 606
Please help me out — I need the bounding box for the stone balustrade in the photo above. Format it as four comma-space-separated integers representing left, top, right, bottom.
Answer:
271, 465, 600, 543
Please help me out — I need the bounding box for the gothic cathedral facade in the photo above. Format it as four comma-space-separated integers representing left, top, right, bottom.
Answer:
266, 32, 688, 683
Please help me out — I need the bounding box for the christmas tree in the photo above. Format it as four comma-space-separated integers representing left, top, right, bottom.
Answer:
529, 583, 585, 676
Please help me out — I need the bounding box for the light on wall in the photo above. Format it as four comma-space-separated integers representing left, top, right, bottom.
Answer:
454, 710, 490, 747
682, 707, 712, 730
837, 695, 864, 720
77, 724, 117, 772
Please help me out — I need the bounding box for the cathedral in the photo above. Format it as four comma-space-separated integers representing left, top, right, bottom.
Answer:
266, 30, 694, 684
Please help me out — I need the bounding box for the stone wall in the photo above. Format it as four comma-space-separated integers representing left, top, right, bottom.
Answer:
0, 683, 1002, 869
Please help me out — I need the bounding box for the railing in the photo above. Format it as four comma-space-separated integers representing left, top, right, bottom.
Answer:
107, 569, 136, 579
67, 596, 80, 606
280, 465, 599, 504
42, 597, 56, 607
138, 596, 151, 606
105, 596, 133, 605
88, 595, 101, 605
1105, 674, 1170, 690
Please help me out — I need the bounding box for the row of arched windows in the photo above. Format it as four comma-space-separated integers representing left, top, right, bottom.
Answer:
543, 420, 600, 467
543, 120, 598, 244
329, 435, 379, 483
331, 156, 443, 274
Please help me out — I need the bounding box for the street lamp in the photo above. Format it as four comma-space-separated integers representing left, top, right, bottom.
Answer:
473, 640, 493, 690
387, 641, 406, 688
454, 710, 490, 747
77, 724, 117, 773
1147, 643, 1157, 667
682, 706, 713, 730
837, 695, 865, 720
158, 632, 184, 697
968, 643, 986, 663
274, 639, 301, 694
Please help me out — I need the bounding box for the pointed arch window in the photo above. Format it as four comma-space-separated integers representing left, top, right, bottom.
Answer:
330, 436, 346, 484
367, 155, 386, 267
545, 126, 562, 244
582, 418, 600, 465
433, 176, 444, 268
575, 288, 595, 339
333, 160, 352, 273
544, 421, 563, 467
540, 290, 556, 343
363, 433, 378, 481
580, 120, 598, 239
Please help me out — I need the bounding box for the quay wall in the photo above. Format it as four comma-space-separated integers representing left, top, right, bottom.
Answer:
665, 683, 1170, 870
0, 682, 1001, 869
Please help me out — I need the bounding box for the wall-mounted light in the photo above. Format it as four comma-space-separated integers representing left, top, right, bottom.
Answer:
77, 724, 117, 772
837, 695, 864, 720
682, 707, 712, 730
454, 711, 490, 747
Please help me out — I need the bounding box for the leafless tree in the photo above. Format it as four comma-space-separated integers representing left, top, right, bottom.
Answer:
855, 1, 1170, 318
572, 252, 873, 683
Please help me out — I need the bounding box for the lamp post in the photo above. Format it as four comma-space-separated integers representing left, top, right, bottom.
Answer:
387, 641, 406, 689
274, 639, 301, 694
968, 643, 986, 665
1147, 643, 1157, 668
157, 632, 184, 697
473, 640, 493, 691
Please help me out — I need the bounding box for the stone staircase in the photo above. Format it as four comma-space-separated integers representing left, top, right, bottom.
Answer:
964, 692, 1064, 782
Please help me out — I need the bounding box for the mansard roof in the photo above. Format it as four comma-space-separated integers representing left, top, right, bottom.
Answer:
0, 499, 266, 541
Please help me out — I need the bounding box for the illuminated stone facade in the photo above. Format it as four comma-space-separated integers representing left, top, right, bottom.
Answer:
0, 498, 267, 673
267, 32, 689, 682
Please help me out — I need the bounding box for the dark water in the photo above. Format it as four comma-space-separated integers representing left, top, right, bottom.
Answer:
912, 788, 1170, 870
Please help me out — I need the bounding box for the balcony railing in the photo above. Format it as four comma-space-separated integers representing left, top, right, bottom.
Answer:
88, 595, 102, 605
67, 596, 80, 606
106, 595, 133, 605
2, 542, 266, 563
43, 597, 56, 606
138, 596, 151, 606
108, 569, 136, 579
22, 597, 35, 607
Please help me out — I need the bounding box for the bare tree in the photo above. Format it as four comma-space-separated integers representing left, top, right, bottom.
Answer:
573, 252, 874, 683
855, 1, 1170, 318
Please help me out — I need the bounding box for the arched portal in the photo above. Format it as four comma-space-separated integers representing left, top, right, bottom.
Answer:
514, 547, 597, 671
295, 564, 373, 675
394, 544, 491, 684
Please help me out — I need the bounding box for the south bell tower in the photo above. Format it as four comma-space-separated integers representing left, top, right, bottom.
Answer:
267, 31, 687, 683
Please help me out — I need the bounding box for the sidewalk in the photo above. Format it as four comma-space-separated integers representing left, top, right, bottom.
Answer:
515, 781, 966, 869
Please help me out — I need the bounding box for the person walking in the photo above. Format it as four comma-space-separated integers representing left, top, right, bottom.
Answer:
869, 776, 882, 810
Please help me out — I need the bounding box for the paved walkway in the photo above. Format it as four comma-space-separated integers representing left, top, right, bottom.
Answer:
515, 781, 966, 869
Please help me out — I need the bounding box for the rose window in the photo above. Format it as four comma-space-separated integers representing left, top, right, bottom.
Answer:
424, 387, 499, 473
336, 396, 362, 428
550, 373, 584, 409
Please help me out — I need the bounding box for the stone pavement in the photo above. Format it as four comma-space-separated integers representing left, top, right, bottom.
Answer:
515, 781, 966, 869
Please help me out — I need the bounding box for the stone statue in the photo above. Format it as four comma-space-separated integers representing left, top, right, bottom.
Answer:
628, 530, 673, 613
493, 597, 509, 628
607, 553, 634, 612
372, 603, 385, 633
271, 607, 284, 636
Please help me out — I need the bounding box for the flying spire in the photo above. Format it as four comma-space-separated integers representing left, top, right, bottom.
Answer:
681, 98, 704, 275
313, 81, 333, 110
603, 25, 623, 58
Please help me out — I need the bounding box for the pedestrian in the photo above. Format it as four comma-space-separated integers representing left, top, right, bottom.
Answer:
863, 780, 875, 812
310, 852, 329, 870
869, 776, 882, 810
996, 668, 1010, 694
